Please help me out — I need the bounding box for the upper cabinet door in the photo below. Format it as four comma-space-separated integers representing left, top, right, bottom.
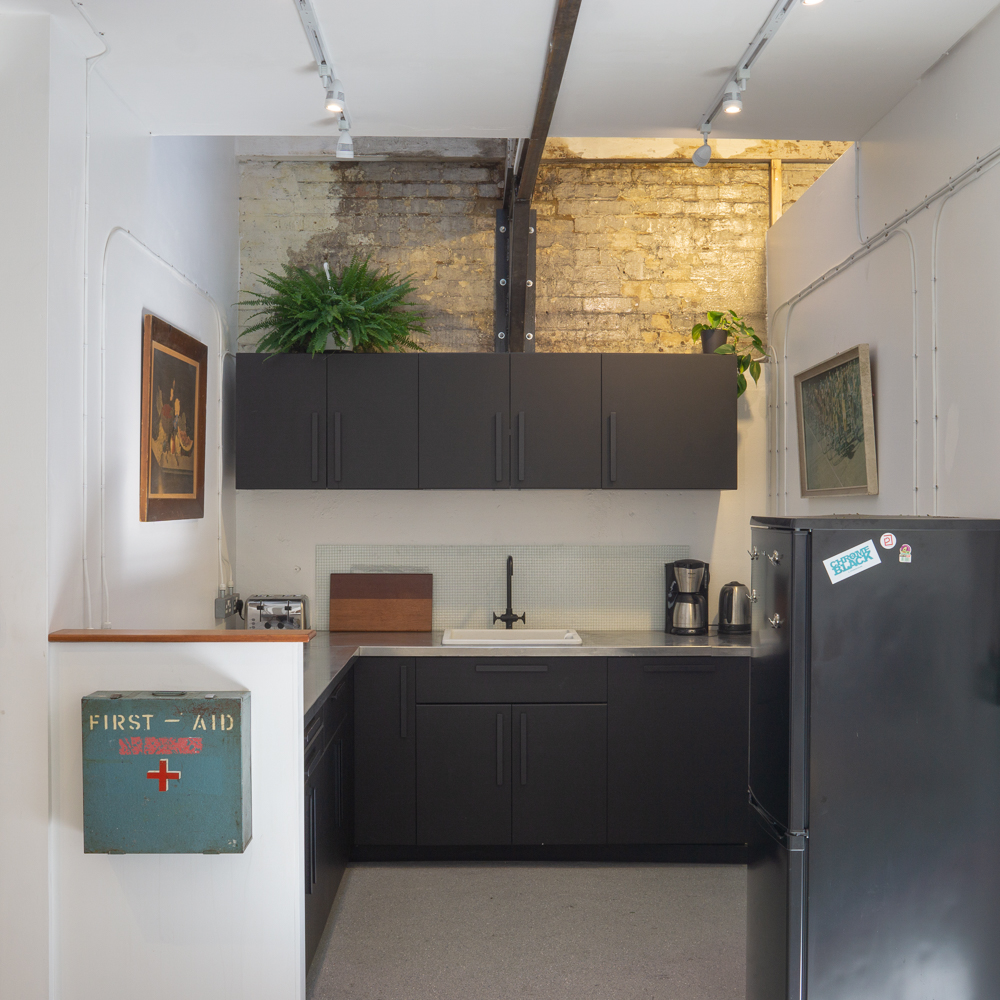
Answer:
418, 354, 510, 489
601, 354, 737, 489
510, 354, 602, 489
328, 354, 418, 490
235, 354, 327, 489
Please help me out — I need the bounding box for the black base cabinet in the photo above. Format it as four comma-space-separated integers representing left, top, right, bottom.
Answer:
351, 655, 747, 863
607, 657, 749, 845
305, 670, 353, 969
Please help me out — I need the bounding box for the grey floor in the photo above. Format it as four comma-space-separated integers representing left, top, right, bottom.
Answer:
307, 863, 746, 1000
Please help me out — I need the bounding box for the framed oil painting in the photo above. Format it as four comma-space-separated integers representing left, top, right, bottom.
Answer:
140, 314, 207, 521
794, 344, 878, 497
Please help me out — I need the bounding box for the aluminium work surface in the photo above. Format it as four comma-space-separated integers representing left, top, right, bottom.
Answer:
302, 629, 752, 719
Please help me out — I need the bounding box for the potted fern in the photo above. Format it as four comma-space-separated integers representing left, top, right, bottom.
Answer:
240, 255, 426, 355
691, 309, 763, 397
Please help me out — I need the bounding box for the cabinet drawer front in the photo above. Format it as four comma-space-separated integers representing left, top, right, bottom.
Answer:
416, 657, 607, 703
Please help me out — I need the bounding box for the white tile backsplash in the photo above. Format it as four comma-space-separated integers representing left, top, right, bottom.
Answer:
314, 544, 689, 631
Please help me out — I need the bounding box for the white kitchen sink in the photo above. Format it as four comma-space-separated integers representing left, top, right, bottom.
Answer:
441, 628, 583, 647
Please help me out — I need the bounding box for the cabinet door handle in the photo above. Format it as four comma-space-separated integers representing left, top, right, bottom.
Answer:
400, 663, 407, 738
306, 785, 317, 892
475, 664, 548, 673
496, 713, 504, 786
643, 664, 716, 673
520, 712, 527, 786
518, 411, 525, 482
310, 412, 319, 483
495, 412, 503, 482
333, 411, 342, 483
609, 412, 617, 483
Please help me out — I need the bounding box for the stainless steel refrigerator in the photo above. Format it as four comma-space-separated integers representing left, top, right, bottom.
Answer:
747, 516, 1000, 1000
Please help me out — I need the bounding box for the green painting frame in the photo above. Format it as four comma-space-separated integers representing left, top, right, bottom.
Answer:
794, 344, 878, 498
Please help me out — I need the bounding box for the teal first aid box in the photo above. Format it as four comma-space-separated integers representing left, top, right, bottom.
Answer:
82, 691, 251, 854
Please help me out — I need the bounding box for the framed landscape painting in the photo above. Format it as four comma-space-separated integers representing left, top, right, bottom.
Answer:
139, 314, 207, 521
794, 344, 878, 497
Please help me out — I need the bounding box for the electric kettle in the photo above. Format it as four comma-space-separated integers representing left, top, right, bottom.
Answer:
718, 581, 751, 635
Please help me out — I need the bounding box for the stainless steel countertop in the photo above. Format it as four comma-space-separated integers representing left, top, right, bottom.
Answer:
303, 629, 752, 719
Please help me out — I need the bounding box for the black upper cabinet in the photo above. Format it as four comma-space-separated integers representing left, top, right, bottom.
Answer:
418, 354, 510, 489
601, 354, 737, 489
328, 354, 418, 489
607, 657, 749, 845
235, 354, 327, 489
510, 354, 601, 489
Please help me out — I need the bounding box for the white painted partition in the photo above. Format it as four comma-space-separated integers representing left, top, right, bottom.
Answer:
50, 640, 305, 1000
766, 5, 1000, 519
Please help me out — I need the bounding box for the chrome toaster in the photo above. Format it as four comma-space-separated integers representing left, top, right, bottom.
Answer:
245, 595, 308, 630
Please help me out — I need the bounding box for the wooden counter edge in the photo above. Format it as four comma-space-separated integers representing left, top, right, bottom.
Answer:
48, 629, 317, 643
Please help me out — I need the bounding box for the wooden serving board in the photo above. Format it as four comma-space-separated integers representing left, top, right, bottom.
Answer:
329, 573, 432, 632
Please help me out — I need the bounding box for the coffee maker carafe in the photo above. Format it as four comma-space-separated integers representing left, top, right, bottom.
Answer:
666, 559, 710, 635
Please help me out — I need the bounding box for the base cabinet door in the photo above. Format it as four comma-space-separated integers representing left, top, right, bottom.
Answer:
354, 658, 416, 845
608, 657, 749, 844
512, 704, 607, 845
416, 705, 512, 845
305, 738, 336, 967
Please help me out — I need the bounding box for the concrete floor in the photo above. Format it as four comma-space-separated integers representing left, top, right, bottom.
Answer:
307, 863, 746, 1000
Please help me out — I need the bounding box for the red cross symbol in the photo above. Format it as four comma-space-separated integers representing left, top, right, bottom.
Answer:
146, 758, 181, 792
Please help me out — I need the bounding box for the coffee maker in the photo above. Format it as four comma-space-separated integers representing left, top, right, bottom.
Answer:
665, 559, 710, 635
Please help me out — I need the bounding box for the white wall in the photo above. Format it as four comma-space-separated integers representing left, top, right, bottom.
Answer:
766, 5, 1000, 518
0, 16, 56, 999
1, 10, 239, 997
234, 377, 768, 625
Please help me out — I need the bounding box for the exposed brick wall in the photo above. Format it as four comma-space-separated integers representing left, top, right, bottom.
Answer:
238, 148, 839, 354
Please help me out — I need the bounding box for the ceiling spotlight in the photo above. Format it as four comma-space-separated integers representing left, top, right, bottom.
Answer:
722, 79, 743, 114
692, 129, 712, 167
336, 132, 354, 159
801, 0, 824, 5
325, 78, 346, 114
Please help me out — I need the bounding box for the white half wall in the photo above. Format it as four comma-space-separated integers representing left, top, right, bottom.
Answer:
50, 641, 305, 1000
766, 5, 1000, 518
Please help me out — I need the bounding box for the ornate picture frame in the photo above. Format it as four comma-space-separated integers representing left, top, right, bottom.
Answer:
794, 344, 878, 497
139, 314, 207, 521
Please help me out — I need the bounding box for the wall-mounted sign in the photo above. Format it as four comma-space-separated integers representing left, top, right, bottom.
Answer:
82, 691, 250, 854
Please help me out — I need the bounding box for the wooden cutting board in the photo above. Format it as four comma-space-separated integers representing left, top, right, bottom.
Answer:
329, 573, 432, 632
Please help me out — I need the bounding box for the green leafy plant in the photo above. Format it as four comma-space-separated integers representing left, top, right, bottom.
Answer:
239, 255, 426, 355
692, 309, 764, 397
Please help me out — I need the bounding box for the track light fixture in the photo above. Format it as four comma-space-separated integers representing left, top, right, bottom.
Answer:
692, 0, 818, 159
336, 132, 354, 159
295, 0, 350, 118
692, 128, 712, 167
722, 79, 743, 114
325, 78, 346, 114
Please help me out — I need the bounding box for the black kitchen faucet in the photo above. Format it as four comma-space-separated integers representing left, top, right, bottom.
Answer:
493, 555, 526, 629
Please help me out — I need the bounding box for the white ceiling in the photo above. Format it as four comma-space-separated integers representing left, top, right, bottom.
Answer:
12, 0, 1000, 139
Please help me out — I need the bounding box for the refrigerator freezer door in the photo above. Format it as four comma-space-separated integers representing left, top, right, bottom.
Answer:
747, 807, 806, 1000
807, 524, 1000, 998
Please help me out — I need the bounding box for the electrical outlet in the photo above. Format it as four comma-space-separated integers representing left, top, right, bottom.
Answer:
215, 592, 241, 620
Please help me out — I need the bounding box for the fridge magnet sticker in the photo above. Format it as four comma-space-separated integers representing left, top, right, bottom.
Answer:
899, 544, 912, 563
880, 532, 897, 549
822, 539, 882, 584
